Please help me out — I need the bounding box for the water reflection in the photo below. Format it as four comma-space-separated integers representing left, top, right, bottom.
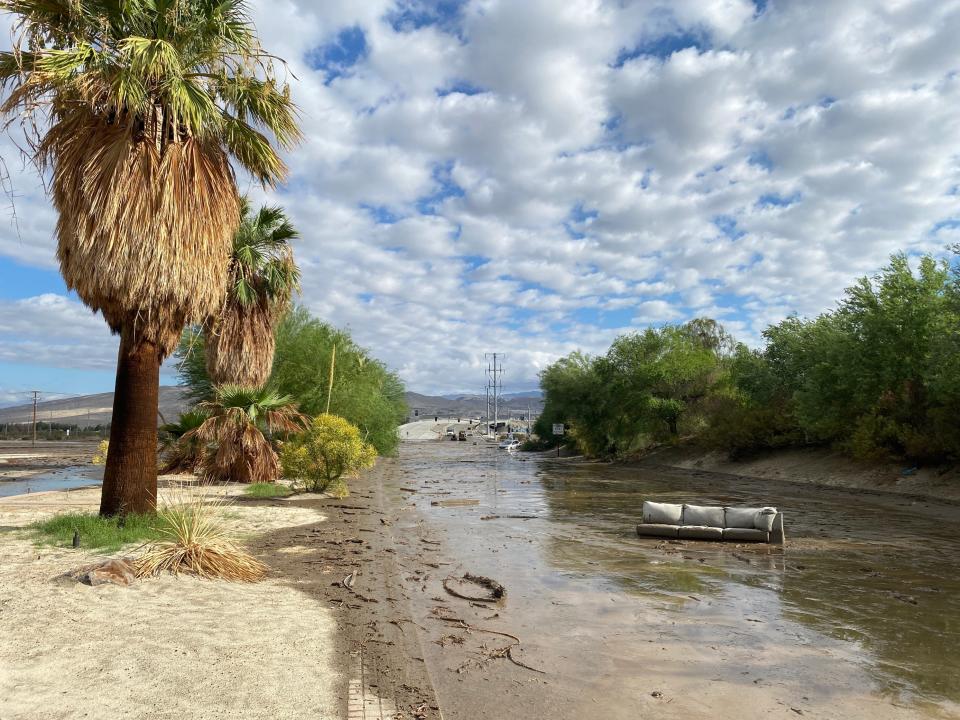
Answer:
532, 460, 960, 703
402, 443, 960, 706
0, 466, 103, 497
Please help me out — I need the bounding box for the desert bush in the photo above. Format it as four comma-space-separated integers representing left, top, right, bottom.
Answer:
280, 413, 376, 495
134, 496, 266, 582
91, 440, 109, 465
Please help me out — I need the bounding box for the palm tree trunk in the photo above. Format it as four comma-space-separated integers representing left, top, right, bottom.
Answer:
99, 326, 160, 516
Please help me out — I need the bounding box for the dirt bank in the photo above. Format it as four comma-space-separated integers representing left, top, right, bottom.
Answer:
639, 443, 960, 503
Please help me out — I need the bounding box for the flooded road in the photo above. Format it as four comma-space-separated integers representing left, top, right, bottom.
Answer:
387, 441, 960, 719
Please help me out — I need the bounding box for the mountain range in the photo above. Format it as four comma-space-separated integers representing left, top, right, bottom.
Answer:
0, 387, 544, 428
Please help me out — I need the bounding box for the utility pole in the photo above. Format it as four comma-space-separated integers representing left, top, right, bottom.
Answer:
30, 390, 39, 447
484, 384, 490, 436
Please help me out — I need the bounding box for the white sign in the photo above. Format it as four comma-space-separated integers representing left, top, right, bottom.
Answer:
552, 423, 565, 435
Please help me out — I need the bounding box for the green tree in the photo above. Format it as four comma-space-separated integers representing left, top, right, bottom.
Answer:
0, 0, 300, 515
280, 414, 377, 495
176, 307, 407, 455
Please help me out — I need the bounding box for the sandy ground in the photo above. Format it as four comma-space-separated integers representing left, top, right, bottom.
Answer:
0, 482, 340, 720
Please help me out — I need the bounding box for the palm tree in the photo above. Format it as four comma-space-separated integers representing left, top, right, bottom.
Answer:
159, 409, 209, 474
206, 201, 300, 388
189, 385, 306, 484
0, 0, 300, 515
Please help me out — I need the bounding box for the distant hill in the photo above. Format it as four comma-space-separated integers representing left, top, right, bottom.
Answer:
0, 386, 542, 427
0, 387, 190, 428
404, 391, 542, 420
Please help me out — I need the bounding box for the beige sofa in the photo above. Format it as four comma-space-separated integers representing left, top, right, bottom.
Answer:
636, 501, 785, 544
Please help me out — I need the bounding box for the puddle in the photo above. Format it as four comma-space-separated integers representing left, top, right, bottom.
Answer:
0, 466, 104, 497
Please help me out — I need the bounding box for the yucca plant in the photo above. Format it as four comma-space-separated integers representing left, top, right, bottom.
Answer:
135, 495, 266, 582
0, 0, 300, 516
159, 410, 209, 474
206, 201, 300, 388
190, 384, 306, 484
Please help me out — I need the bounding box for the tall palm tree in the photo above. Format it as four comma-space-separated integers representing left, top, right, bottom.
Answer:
206, 201, 300, 388
0, 0, 300, 515
189, 384, 306, 484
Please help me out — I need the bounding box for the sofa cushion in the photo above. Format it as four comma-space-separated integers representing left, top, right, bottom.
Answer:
724, 507, 764, 529
682, 504, 724, 527
755, 507, 778, 531
723, 528, 769, 543
642, 501, 683, 525
636, 523, 680, 538
678, 525, 723, 541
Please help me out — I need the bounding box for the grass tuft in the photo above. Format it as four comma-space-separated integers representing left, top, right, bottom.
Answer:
244, 482, 294, 498
134, 496, 267, 582
30, 512, 163, 552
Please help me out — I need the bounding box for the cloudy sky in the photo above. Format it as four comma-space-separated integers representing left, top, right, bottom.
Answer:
1, 0, 959, 405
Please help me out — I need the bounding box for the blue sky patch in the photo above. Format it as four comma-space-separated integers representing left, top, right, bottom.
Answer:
385, 0, 466, 34
614, 29, 710, 67
0, 257, 66, 299
756, 192, 801, 208
306, 26, 368, 82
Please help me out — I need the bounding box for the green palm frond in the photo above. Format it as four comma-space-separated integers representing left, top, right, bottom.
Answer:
0, 0, 301, 186
227, 199, 300, 309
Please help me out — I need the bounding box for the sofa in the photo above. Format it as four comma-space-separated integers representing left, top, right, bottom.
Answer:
636, 501, 785, 544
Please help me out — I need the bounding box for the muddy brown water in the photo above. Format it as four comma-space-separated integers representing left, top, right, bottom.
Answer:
387, 441, 960, 717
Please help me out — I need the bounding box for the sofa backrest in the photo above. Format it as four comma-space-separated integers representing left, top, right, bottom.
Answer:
642, 500, 683, 525
724, 506, 778, 531
682, 504, 724, 527
642, 501, 779, 531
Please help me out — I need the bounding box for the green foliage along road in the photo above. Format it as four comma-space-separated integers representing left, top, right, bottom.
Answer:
536, 253, 960, 463
176, 307, 407, 456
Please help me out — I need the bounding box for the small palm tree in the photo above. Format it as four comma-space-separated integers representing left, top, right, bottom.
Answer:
190, 385, 306, 484
206, 201, 300, 388
0, 0, 300, 515
159, 410, 209, 474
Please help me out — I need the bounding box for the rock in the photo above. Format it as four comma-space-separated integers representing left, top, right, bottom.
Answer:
71, 558, 137, 587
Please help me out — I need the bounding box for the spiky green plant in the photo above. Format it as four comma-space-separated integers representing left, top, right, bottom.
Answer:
0, 0, 300, 516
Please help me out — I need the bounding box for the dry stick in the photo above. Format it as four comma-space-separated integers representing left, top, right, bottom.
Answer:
325, 343, 336, 414
431, 614, 546, 674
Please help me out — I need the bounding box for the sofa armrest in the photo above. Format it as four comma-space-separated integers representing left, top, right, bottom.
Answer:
769, 512, 785, 545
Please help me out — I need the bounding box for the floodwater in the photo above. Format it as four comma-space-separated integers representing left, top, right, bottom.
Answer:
0, 466, 103, 498
390, 441, 960, 717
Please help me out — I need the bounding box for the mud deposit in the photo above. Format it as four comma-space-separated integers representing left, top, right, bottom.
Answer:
261, 441, 960, 720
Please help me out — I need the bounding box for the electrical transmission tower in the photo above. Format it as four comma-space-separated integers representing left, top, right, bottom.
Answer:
485, 353, 504, 438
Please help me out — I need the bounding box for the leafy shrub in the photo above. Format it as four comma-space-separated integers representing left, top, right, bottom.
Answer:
91, 440, 109, 465
280, 413, 377, 495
